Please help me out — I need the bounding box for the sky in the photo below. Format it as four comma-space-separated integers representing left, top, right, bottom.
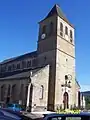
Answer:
0, 0, 90, 91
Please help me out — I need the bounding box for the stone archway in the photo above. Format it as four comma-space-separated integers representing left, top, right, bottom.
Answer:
6, 85, 11, 104
63, 92, 69, 109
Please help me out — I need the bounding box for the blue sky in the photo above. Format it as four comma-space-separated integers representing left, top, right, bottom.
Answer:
0, 0, 90, 91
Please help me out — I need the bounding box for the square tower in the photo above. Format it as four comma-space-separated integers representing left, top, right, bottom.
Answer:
37, 4, 78, 110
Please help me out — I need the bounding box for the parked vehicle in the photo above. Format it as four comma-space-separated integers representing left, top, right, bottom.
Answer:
0, 101, 5, 108
7, 103, 25, 112
22, 111, 90, 120
0, 109, 21, 120
43, 112, 90, 120
1, 109, 90, 120
0, 108, 32, 120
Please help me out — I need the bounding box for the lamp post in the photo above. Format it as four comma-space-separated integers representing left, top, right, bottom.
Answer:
26, 71, 32, 112
61, 74, 72, 109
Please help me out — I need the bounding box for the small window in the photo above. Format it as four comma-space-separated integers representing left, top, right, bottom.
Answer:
66, 58, 68, 62
27, 61, 31, 68
8, 65, 12, 71
40, 85, 44, 99
42, 25, 46, 34
17, 63, 20, 69
22, 61, 26, 68
1, 66, 6, 72
12, 64, 15, 70
65, 26, 68, 35
49, 22, 54, 34
70, 39, 72, 43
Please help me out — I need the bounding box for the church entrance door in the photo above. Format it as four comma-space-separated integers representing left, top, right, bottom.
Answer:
63, 92, 69, 109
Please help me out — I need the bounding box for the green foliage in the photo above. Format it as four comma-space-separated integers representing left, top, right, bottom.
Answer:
85, 96, 90, 109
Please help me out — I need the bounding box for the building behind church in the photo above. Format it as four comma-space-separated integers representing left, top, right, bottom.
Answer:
0, 4, 81, 111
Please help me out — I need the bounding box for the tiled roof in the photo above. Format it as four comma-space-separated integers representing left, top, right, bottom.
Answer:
0, 65, 48, 80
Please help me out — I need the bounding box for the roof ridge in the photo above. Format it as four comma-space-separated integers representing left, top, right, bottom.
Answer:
0, 51, 37, 65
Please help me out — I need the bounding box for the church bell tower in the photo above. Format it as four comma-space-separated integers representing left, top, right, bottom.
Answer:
37, 4, 77, 110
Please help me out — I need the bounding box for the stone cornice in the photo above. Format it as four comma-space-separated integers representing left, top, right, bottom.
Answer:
57, 48, 75, 59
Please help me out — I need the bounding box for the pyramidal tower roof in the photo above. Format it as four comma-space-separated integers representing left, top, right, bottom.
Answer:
40, 4, 73, 27
46, 4, 67, 20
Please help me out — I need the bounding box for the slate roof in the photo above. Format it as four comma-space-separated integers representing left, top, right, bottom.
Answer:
76, 79, 80, 88
0, 51, 37, 65
40, 4, 73, 28
0, 65, 47, 80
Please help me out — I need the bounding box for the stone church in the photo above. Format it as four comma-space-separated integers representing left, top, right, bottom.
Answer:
0, 4, 80, 111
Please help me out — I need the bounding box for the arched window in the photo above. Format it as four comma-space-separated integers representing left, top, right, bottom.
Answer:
65, 26, 68, 35
70, 30, 73, 39
1, 85, 5, 101
42, 25, 46, 34
60, 22, 63, 36
20, 84, 24, 102
49, 22, 54, 34
25, 85, 28, 102
12, 84, 16, 102
6, 84, 11, 104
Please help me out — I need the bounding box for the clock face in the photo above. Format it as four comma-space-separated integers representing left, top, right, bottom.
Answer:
68, 74, 72, 80
41, 33, 46, 39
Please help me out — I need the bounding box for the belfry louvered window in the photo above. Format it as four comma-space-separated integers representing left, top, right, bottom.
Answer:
60, 22, 63, 36
65, 26, 68, 35
70, 30, 73, 43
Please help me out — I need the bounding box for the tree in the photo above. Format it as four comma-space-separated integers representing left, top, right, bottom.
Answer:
85, 96, 90, 109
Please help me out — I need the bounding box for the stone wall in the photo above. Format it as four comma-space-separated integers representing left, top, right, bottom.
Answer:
0, 78, 28, 105
31, 65, 49, 111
